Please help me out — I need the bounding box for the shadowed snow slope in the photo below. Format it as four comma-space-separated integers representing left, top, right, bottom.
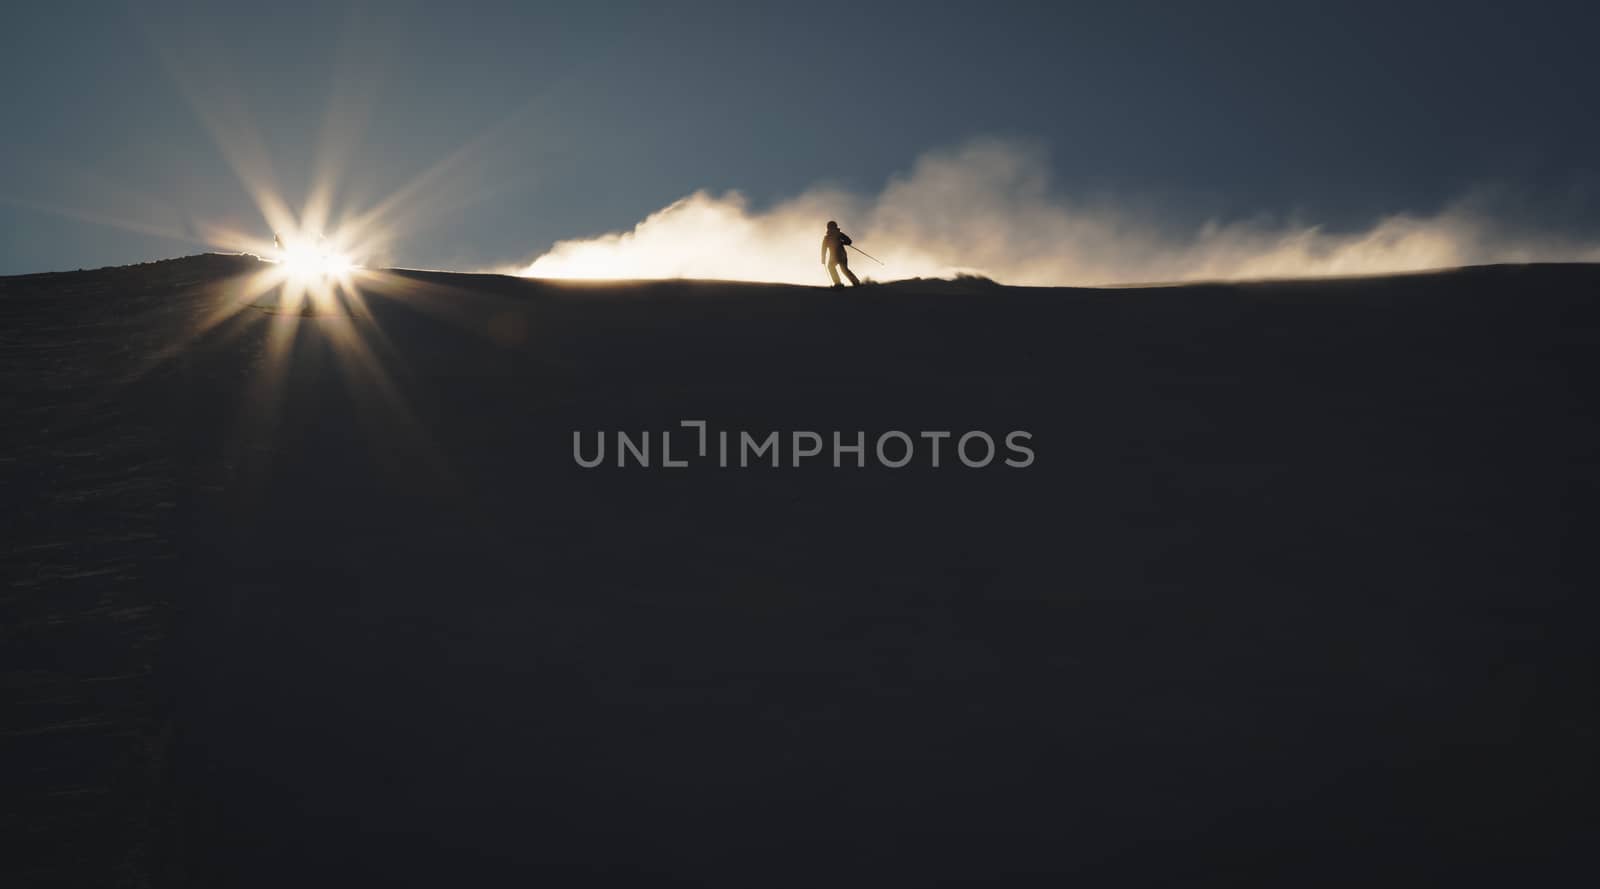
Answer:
5, 255, 1599, 887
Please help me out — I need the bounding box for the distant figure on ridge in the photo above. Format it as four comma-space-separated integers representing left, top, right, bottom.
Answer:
821, 220, 860, 288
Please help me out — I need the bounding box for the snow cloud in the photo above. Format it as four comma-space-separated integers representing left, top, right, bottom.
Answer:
515, 139, 1600, 286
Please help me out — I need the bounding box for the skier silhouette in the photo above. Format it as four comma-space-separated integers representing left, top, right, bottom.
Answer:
821, 220, 860, 287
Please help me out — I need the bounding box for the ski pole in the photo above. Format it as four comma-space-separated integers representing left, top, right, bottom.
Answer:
847, 244, 884, 265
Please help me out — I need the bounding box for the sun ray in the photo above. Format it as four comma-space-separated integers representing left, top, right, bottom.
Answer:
223, 307, 305, 495
0, 193, 206, 248
106, 6, 618, 497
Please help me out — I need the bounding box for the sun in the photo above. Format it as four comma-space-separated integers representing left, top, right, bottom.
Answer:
276, 236, 356, 281
224, 229, 368, 316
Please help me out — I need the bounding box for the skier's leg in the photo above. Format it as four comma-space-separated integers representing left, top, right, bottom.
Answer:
827, 263, 842, 286
843, 265, 860, 286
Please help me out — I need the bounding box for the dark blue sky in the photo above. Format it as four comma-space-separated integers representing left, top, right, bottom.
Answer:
2, 0, 1596, 274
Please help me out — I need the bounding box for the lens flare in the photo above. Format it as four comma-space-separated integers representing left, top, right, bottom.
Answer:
234, 229, 366, 316
277, 239, 356, 280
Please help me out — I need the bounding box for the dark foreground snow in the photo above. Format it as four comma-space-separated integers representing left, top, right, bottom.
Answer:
5, 256, 1598, 886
